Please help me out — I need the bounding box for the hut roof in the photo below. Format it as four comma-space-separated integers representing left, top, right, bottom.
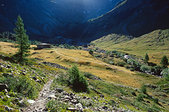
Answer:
38, 43, 51, 46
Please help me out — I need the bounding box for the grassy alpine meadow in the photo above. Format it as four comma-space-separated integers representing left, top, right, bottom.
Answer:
0, 40, 168, 111
91, 29, 169, 65
0, 42, 160, 88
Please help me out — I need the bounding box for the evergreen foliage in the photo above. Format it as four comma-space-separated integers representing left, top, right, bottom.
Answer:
13, 16, 30, 64
160, 56, 168, 68
144, 53, 149, 63
89, 50, 94, 55
68, 66, 89, 92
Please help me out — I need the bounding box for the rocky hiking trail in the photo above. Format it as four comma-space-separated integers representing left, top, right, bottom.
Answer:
23, 78, 56, 112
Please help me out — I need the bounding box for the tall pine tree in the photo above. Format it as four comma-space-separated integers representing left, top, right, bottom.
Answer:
13, 16, 30, 64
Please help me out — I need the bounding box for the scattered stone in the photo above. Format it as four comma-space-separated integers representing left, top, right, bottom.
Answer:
56, 88, 64, 93
42, 62, 68, 70
67, 107, 78, 111
50, 51, 54, 53
27, 100, 35, 104
48, 94, 56, 99
0, 84, 8, 91
36, 79, 42, 83
75, 103, 83, 111
71, 99, 78, 104
131, 92, 136, 96
32, 52, 39, 55
102, 106, 108, 110
5, 106, 13, 111
32, 77, 37, 80
147, 101, 150, 103
100, 94, 104, 98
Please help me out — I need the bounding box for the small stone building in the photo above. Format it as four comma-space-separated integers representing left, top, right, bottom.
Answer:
36, 43, 51, 49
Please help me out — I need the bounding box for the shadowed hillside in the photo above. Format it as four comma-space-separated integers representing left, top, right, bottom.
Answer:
80, 0, 169, 42
0, 0, 121, 43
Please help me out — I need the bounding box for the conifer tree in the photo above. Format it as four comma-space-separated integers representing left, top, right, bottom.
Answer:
161, 56, 168, 68
13, 16, 30, 64
144, 53, 149, 63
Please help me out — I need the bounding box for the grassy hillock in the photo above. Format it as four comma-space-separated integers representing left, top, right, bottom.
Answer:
91, 29, 169, 65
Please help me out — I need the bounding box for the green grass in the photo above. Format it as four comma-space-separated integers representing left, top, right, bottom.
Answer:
0, 54, 57, 111
91, 29, 169, 65
49, 70, 169, 111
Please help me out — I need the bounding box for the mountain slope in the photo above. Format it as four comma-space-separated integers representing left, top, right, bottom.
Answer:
91, 29, 169, 64
0, 0, 121, 42
81, 0, 169, 42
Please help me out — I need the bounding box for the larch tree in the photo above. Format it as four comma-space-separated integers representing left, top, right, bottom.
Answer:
13, 15, 30, 64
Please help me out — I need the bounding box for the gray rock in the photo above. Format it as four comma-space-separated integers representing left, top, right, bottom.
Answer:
67, 107, 78, 111
102, 106, 108, 110
5, 106, 13, 111
0, 84, 8, 92
56, 88, 64, 93
100, 94, 104, 98
71, 99, 78, 104
76, 103, 83, 111
27, 99, 35, 104
48, 94, 56, 99
36, 79, 42, 83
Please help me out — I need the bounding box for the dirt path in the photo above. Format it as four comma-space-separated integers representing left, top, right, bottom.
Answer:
24, 79, 55, 112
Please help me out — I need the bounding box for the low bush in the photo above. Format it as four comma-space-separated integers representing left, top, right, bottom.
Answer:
84, 72, 101, 80
140, 65, 152, 73
140, 85, 147, 94
161, 68, 169, 80
116, 61, 126, 67
137, 94, 145, 102
89, 50, 94, 55
68, 66, 89, 92
46, 100, 68, 112
1, 75, 39, 99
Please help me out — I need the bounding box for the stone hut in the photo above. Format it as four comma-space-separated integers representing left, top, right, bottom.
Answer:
36, 43, 51, 49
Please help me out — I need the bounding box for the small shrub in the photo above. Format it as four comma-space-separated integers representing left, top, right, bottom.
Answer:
116, 61, 126, 67
137, 94, 144, 102
160, 55, 168, 68
68, 66, 89, 92
140, 85, 147, 94
144, 53, 149, 63
89, 50, 94, 55
1, 75, 39, 99
84, 72, 101, 80
46, 100, 68, 112
55, 71, 69, 85
161, 68, 169, 80
152, 66, 162, 76
148, 105, 161, 112
140, 65, 152, 73
153, 98, 159, 104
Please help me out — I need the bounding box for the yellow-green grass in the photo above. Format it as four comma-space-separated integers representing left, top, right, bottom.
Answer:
91, 29, 169, 65
0, 41, 160, 88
